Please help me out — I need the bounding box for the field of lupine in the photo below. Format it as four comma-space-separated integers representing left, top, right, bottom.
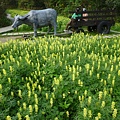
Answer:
0, 33, 120, 120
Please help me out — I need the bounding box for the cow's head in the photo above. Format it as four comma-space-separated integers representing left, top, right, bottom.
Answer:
12, 14, 29, 28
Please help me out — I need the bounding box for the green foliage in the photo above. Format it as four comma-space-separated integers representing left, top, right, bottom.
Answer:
7, 9, 29, 17
111, 23, 120, 31
0, 34, 120, 120
0, 1, 11, 27
0, 16, 11, 27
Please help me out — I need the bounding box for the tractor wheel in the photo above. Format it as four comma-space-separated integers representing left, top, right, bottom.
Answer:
97, 21, 110, 34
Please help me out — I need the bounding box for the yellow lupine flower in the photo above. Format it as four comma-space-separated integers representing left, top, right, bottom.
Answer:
59, 61, 62, 66
113, 56, 116, 62
104, 80, 106, 86
35, 97, 38, 104
11, 92, 14, 97
91, 66, 94, 72
112, 109, 117, 119
42, 77, 44, 84
9, 66, 13, 72
83, 108, 87, 118
101, 101, 105, 108
80, 81, 83, 86
105, 63, 107, 68
78, 96, 81, 101
52, 92, 55, 99
99, 91, 103, 100
17, 101, 20, 106
28, 90, 31, 98
19, 106, 22, 112
18, 90, 22, 98
38, 85, 41, 92
35, 104, 38, 113
82, 95, 84, 101
111, 101, 115, 110
88, 96, 92, 106
42, 111, 45, 115
110, 65, 113, 72
0, 60, 2, 65
10, 55, 13, 61
17, 61, 20, 66
8, 78, 11, 84
0, 84, 2, 90
55, 78, 60, 85
6, 116, 11, 120
34, 94, 37, 98
85, 63, 90, 72
75, 90, 77, 94
78, 79, 83, 86
46, 93, 48, 100
72, 73, 75, 81
97, 65, 100, 70
108, 74, 111, 79
89, 70, 92, 76
79, 66, 82, 72
98, 112, 101, 119
50, 98, 53, 107
112, 79, 115, 87
3, 69, 6, 75
29, 105, 33, 114
97, 73, 100, 79
17, 112, 22, 120
116, 65, 118, 71
74, 60, 76, 65
54, 117, 59, 120
95, 116, 99, 120
104, 90, 107, 98
66, 111, 69, 117
59, 74, 63, 81
110, 87, 113, 94
23, 102, 27, 110
84, 90, 87, 97
118, 70, 120, 76
25, 115, 30, 120
88, 110, 92, 118
78, 79, 81, 85
19, 56, 22, 61
63, 93, 65, 99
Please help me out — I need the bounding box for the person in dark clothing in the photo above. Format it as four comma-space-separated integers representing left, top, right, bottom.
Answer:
64, 7, 81, 31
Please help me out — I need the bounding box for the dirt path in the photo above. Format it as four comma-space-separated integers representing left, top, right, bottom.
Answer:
0, 26, 13, 34
0, 36, 21, 43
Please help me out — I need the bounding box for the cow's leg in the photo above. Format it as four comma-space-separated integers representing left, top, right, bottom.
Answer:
51, 21, 57, 35
33, 23, 37, 37
53, 23, 57, 35
47, 24, 52, 34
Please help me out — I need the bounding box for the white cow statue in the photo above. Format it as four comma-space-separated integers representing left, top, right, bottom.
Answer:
12, 8, 57, 37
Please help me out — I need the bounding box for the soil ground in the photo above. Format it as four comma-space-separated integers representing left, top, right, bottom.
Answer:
0, 36, 21, 43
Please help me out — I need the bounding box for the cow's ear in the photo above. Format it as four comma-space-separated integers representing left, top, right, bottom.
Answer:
21, 15, 30, 21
